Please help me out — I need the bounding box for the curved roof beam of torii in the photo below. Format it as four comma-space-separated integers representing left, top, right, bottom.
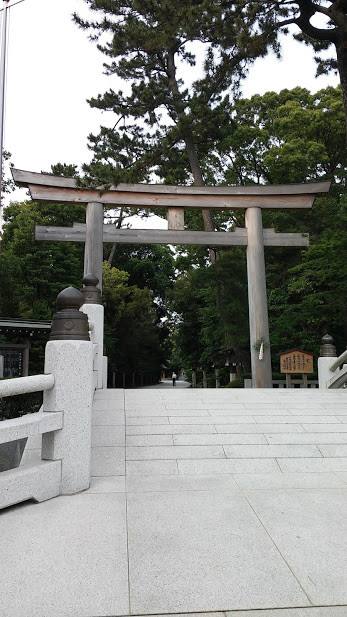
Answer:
12, 169, 331, 210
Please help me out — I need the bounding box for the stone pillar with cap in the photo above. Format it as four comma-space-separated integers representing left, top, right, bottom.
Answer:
80, 273, 105, 390
42, 286, 95, 494
318, 334, 337, 389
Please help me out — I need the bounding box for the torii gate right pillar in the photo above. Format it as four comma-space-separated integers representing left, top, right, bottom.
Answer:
245, 207, 272, 388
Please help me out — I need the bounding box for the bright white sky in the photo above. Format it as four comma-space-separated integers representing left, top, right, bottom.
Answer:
1, 0, 339, 222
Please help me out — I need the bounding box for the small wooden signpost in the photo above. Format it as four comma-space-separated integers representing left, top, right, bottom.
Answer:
279, 349, 314, 388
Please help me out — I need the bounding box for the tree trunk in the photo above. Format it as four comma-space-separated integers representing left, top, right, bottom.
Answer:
107, 208, 124, 266
167, 51, 218, 262
335, 37, 347, 138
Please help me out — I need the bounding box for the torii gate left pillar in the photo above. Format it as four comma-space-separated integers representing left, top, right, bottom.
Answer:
84, 202, 104, 292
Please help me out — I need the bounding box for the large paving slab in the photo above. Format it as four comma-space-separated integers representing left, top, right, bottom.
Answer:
0, 493, 129, 617
2, 387, 347, 616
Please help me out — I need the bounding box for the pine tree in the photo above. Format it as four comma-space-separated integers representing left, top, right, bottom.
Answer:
73, 1, 266, 261
222, 1, 347, 134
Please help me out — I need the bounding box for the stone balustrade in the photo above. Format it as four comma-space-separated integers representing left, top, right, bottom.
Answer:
0, 280, 101, 509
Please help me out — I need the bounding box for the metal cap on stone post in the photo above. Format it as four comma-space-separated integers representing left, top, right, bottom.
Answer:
320, 334, 337, 358
50, 287, 90, 341
81, 273, 102, 305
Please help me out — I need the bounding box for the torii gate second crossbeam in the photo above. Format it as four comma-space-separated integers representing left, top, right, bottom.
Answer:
12, 169, 330, 388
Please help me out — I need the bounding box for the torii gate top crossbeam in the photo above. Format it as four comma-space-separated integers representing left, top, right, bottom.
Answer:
12, 169, 331, 210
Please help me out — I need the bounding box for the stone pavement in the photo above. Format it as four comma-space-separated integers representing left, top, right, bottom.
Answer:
1, 387, 347, 617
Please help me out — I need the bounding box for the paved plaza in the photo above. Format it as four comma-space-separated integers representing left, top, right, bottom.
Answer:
1, 386, 347, 616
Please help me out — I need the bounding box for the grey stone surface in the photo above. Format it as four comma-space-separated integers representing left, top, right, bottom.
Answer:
126, 473, 239, 492
126, 445, 226, 460
127, 407, 211, 416
126, 460, 178, 475
91, 424, 125, 447
170, 415, 256, 424
233, 472, 346, 489
0, 493, 129, 616
318, 444, 347, 457
266, 433, 347, 444
178, 458, 280, 474
20, 447, 41, 465
216, 423, 306, 433
253, 415, 337, 424
127, 490, 308, 613
86, 475, 126, 493
226, 608, 347, 616
43, 340, 94, 495
3, 387, 347, 616
173, 434, 267, 445
126, 416, 170, 425
224, 444, 322, 458
245, 488, 347, 605
278, 457, 347, 472
302, 423, 346, 432
0, 461, 61, 509
92, 409, 125, 425
126, 434, 174, 446
126, 424, 217, 435
91, 446, 125, 476
335, 471, 347, 484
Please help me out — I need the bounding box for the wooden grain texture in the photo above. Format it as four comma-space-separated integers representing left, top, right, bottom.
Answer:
34, 225, 309, 247
245, 207, 273, 388
167, 207, 185, 230
84, 202, 104, 291
27, 185, 318, 209
12, 168, 331, 195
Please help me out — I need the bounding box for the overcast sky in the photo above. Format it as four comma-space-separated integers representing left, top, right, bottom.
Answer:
1, 0, 339, 216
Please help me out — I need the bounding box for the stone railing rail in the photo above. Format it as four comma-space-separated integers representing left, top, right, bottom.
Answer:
0, 279, 105, 511
329, 349, 347, 374
0, 408, 62, 445
0, 373, 54, 397
318, 335, 347, 389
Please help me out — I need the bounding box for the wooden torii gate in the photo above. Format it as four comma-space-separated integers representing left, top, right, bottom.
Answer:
12, 169, 330, 388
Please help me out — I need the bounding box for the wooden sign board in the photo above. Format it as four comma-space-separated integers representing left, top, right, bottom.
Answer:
280, 350, 314, 374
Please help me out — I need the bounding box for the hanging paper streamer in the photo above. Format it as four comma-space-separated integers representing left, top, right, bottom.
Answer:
259, 342, 264, 360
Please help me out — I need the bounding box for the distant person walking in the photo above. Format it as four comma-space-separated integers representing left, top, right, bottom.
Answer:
172, 372, 177, 386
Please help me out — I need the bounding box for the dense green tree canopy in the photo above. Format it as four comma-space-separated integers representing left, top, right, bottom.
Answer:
220, 1, 347, 132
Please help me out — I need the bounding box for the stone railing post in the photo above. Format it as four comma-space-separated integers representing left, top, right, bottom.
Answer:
80, 273, 105, 390
318, 334, 337, 389
41, 286, 94, 494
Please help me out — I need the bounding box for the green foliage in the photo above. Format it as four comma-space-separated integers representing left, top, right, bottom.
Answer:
169, 249, 249, 374
0, 201, 85, 320
0, 391, 43, 421
106, 243, 175, 300
223, 377, 244, 388
102, 262, 164, 376
169, 86, 346, 374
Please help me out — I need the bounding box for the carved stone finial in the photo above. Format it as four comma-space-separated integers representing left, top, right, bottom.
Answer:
50, 286, 90, 341
81, 273, 102, 305
320, 334, 337, 358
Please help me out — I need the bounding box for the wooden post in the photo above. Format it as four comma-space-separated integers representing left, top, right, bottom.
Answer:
215, 368, 220, 388
192, 370, 197, 388
22, 337, 31, 377
286, 374, 292, 389
167, 207, 184, 230
84, 202, 104, 292
202, 370, 207, 388
245, 207, 272, 388
302, 373, 308, 388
